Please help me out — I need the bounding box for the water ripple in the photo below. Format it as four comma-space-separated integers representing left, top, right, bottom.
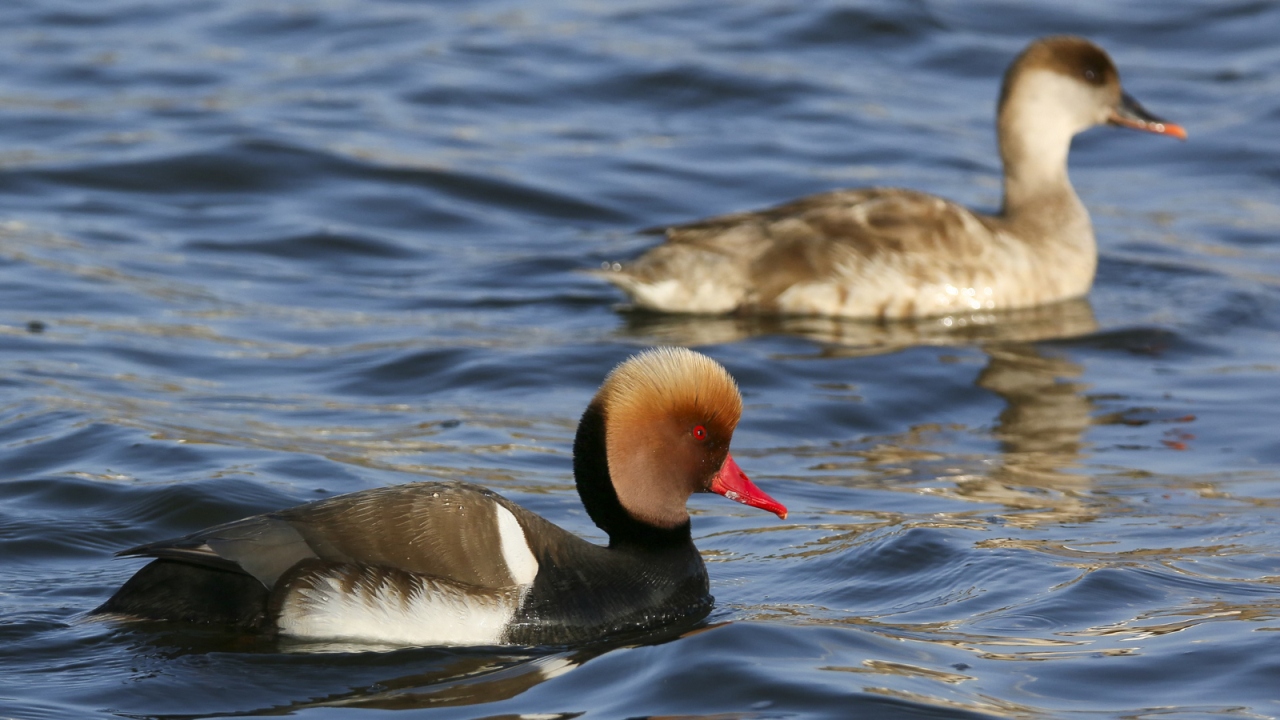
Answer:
2, 0, 1280, 718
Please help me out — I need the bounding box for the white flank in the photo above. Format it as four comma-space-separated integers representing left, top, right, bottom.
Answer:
275, 504, 540, 647
277, 567, 522, 647
495, 504, 539, 585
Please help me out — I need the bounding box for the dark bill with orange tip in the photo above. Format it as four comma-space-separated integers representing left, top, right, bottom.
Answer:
709, 454, 788, 519
1108, 91, 1187, 140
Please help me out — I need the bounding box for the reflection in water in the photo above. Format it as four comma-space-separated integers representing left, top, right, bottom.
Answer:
126, 640, 592, 717
615, 298, 1099, 354
266, 651, 587, 713
121, 622, 719, 717
618, 299, 1102, 527
1066, 596, 1280, 640
956, 343, 1096, 527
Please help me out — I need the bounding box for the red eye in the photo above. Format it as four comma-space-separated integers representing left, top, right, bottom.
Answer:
692, 425, 707, 441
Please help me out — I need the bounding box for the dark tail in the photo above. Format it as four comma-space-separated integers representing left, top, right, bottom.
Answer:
93, 559, 271, 632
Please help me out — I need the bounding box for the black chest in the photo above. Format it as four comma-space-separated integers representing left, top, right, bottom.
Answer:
504, 540, 711, 645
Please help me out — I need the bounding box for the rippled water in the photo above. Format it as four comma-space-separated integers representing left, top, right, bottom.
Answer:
2, 1, 1279, 718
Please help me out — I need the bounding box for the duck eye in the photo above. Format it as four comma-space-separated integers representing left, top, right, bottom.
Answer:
1084, 69, 1098, 82
691, 425, 708, 441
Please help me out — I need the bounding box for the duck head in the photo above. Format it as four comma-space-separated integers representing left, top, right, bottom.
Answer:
573, 347, 786, 547
997, 36, 1185, 197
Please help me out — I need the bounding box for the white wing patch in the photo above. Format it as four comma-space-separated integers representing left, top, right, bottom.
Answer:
495, 504, 539, 586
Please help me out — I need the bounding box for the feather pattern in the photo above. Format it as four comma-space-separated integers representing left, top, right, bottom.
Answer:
596, 36, 1182, 318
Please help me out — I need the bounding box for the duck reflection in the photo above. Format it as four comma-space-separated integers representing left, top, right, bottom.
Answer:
616, 298, 1100, 527
959, 342, 1095, 526
265, 650, 587, 713
117, 637, 592, 716
615, 297, 1098, 354
117, 621, 711, 717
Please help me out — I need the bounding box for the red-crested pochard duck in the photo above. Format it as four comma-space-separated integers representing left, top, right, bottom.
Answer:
595, 36, 1186, 319
93, 348, 786, 646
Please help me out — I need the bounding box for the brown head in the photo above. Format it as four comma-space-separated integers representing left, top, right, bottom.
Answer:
573, 347, 786, 547
996, 36, 1185, 203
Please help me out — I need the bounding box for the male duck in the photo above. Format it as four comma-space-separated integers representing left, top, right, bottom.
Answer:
94, 348, 786, 646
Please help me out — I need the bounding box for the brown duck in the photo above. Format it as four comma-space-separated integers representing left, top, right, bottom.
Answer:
596, 36, 1186, 318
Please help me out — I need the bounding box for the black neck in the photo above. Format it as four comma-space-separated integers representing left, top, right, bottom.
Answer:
573, 402, 693, 549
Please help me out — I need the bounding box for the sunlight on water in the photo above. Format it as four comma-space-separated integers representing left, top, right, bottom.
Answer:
1, 1, 1278, 719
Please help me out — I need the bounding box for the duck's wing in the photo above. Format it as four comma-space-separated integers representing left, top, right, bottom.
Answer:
118, 512, 312, 588
118, 482, 546, 591
605, 189, 998, 315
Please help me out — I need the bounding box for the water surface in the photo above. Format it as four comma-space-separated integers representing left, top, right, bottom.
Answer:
2, 1, 1279, 718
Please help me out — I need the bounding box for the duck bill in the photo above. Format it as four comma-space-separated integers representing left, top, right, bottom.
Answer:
710, 454, 788, 519
1108, 92, 1187, 140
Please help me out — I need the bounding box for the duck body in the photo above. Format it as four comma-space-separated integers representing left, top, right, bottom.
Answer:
596, 36, 1184, 319
608, 187, 1095, 318
95, 348, 785, 646
98, 482, 710, 646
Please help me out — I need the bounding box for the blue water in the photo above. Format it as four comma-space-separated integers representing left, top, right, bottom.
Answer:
2, 1, 1279, 718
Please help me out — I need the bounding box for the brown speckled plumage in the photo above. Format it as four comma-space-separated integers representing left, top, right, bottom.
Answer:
597, 36, 1184, 319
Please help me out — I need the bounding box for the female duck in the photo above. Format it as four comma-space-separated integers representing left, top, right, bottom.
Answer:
94, 348, 785, 646
597, 36, 1186, 318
